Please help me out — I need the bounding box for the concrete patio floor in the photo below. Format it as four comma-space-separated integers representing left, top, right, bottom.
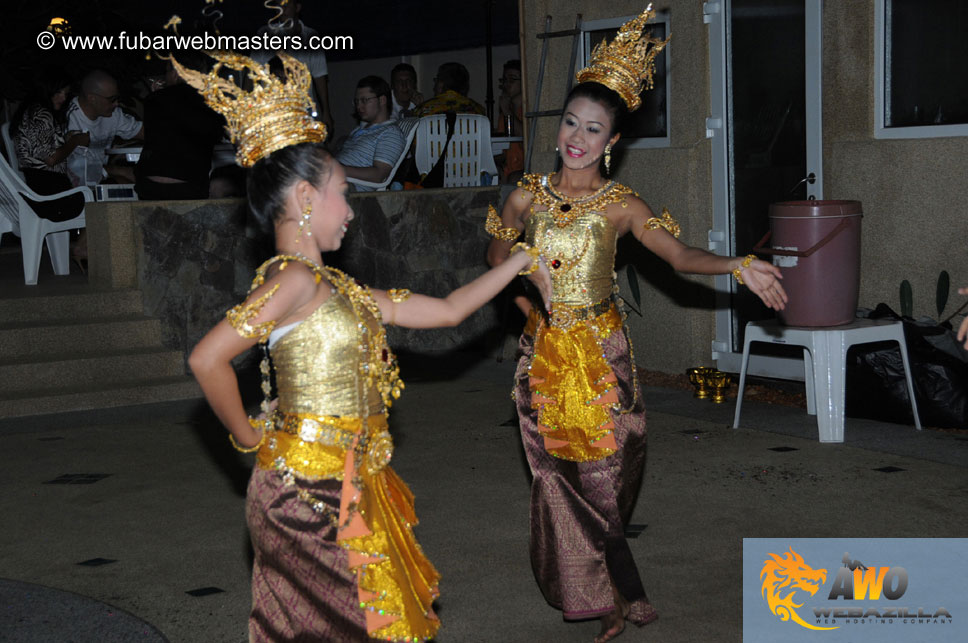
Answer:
1, 350, 965, 643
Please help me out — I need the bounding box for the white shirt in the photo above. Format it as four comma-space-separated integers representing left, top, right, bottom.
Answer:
65, 98, 142, 185
391, 97, 417, 120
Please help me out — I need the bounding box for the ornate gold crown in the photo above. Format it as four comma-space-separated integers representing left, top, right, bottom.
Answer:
575, 4, 670, 111
172, 52, 327, 167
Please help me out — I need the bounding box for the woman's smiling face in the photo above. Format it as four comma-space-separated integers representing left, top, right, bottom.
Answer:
556, 96, 618, 172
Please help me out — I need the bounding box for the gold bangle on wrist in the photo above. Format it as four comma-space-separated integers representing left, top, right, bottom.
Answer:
732, 254, 757, 285
230, 418, 266, 453
510, 242, 541, 276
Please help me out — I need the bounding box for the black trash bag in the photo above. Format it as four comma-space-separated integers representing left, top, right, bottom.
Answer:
845, 304, 968, 429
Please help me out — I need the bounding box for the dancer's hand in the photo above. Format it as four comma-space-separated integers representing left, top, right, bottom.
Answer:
957, 287, 968, 350
527, 259, 552, 311
253, 397, 279, 423
741, 259, 788, 311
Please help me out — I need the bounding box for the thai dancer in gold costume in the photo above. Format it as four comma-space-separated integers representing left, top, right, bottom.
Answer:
184, 52, 550, 642
486, 7, 787, 642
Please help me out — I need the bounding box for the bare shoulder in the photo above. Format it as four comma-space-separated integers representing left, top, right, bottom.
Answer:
501, 185, 535, 226
605, 191, 654, 234
255, 259, 326, 313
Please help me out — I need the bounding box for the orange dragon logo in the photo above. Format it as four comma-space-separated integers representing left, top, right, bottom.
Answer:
760, 548, 837, 631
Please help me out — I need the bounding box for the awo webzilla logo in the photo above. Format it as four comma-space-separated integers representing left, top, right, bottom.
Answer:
759, 547, 953, 631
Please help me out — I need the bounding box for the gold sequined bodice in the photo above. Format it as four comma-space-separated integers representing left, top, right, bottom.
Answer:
271, 291, 383, 418
524, 209, 618, 305
519, 173, 634, 305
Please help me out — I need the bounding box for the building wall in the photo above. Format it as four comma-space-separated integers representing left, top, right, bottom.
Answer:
823, 1, 968, 321
520, 0, 968, 374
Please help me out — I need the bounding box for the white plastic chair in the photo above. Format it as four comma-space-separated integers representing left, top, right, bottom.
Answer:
414, 114, 499, 187
346, 117, 420, 191
1, 122, 25, 181
0, 152, 92, 285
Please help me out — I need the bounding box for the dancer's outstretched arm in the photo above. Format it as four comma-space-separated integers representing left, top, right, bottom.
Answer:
625, 197, 788, 311
375, 246, 550, 329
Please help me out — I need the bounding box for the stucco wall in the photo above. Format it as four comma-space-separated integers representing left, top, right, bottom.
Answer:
823, 1, 968, 320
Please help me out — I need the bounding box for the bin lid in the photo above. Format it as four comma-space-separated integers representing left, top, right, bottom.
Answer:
769, 200, 863, 218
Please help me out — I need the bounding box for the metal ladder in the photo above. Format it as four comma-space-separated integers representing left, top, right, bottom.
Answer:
524, 14, 583, 173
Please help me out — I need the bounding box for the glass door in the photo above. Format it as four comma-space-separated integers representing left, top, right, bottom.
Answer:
706, 0, 823, 376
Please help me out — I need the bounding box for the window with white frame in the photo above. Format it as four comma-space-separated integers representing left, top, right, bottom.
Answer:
875, 0, 968, 138
579, 12, 670, 149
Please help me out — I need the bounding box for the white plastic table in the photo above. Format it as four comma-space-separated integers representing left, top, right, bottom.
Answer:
732, 319, 921, 442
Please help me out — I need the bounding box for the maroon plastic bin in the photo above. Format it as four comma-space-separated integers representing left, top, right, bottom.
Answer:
753, 200, 863, 327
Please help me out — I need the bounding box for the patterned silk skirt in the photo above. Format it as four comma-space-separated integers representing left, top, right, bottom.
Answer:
245, 414, 440, 643
514, 324, 658, 627
246, 468, 372, 641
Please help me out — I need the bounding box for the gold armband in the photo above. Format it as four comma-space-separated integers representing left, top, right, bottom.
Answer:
225, 284, 280, 341
510, 242, 541, 276
485, 204, 521, 242
732, 254, 757, 285
386, 288, 412, 326
644, 207, 681, 238
387, 288, 412, 303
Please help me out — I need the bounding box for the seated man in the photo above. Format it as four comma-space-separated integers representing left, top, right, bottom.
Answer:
337, 76, 405, 191
65, 69, 143, 186
390, 63, 422, 120
413, 62, 485, 117
496, 59, 524, 183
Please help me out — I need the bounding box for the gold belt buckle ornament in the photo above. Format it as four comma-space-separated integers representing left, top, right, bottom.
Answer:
364, 431, 394, 474
550, 305, 580, 329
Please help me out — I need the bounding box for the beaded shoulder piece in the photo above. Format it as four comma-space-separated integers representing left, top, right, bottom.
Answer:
226, 254, 324, 342
321, 265, 405, 409
518, 173, 637, 228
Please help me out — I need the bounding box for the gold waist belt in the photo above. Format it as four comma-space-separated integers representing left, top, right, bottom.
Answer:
525, 297, 622, 335
257, 412, 391, 479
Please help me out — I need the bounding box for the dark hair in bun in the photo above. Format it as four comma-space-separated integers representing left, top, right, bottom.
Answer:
246, 142, 332, 235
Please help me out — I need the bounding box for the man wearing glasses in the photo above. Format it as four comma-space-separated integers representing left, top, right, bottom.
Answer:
65, 70, 143, 186
336, 75, 405, 191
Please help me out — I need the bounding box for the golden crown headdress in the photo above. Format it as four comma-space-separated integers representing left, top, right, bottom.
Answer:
575, 4, 670, 111
172, 52, 327, 167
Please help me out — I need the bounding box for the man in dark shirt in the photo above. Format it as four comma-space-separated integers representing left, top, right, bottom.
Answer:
135, 54, 225, 200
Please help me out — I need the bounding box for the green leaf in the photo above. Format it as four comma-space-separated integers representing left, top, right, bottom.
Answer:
900, 280, 913, 318
937, 270, 950, 319
626, 264, 641, 308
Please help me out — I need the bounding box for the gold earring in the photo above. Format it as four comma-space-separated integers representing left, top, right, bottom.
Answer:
604, 143, 612, 175
296, 201, 312, 242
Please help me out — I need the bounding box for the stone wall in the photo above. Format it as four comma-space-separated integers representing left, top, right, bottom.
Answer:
87, 187, 508, 369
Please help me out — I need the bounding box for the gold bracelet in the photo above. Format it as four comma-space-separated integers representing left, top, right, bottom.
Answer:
510, 242, 541, 276
732, 254, 757, 285
485, 205, 521, 242
386, 288, 411, 326
229, 418, 266, 453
